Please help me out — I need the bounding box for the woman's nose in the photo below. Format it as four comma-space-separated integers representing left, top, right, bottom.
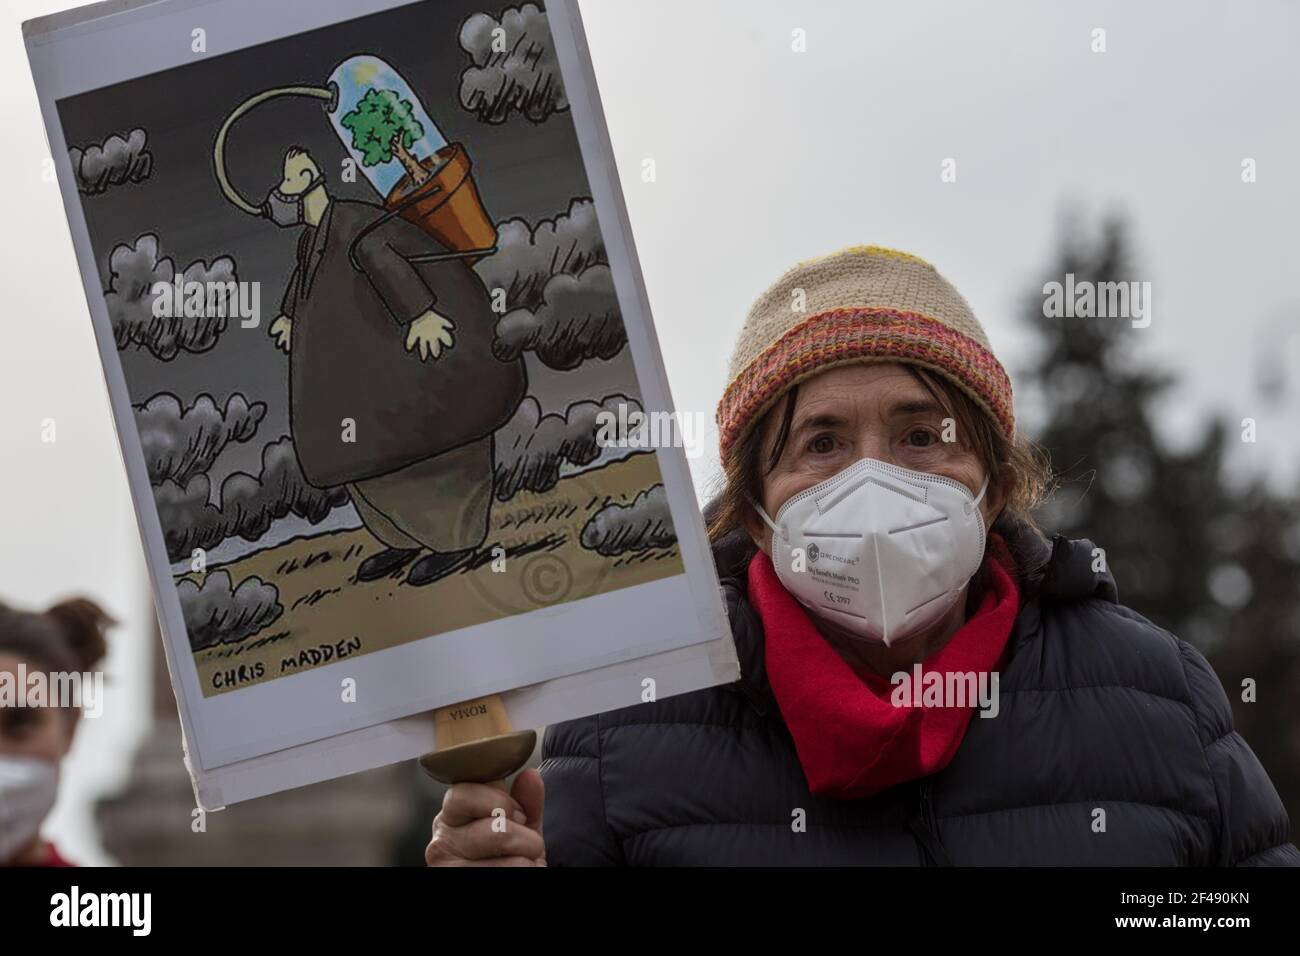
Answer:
852, 430, 893, 464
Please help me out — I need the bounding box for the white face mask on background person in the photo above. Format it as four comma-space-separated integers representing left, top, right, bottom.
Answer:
753, 457, 990, 646
0, 755, 60, 862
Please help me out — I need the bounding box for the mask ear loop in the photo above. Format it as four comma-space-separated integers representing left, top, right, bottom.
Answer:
745, 493, 785, 541
963, 473, 992, 517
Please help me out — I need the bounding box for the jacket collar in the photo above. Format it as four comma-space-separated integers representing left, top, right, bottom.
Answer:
298, 199, 335, 297
720, 573, 774, 716
1036, 535, 1118, 603
713, 528, 773, 715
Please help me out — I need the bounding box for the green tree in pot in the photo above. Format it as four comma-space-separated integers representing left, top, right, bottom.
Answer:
340, 87, 433, 191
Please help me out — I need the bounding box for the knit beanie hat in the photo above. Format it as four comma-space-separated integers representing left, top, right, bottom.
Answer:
716, 245, 1015, 466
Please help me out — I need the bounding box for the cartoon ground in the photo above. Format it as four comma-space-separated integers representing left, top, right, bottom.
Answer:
184, 452, 683, 697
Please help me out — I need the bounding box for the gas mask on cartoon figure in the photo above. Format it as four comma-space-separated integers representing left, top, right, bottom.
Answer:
262, 172, 326, 228
753, 457, 990, 646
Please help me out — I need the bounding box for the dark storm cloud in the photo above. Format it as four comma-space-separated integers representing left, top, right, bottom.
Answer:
494, 393, 641, 501
476, 198, 605, 311
476, 199, 626, 369
105, 234, 240, 361
492, 265, 625, 370
458, 3, 568, 124
580, 484, 676, 557
178, 570, 283, 651
69, 128, 153, 195
155, 438, 348, 562
135, 392, 266, 486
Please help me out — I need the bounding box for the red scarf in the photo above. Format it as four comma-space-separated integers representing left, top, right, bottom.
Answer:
748, 535, 1020, 800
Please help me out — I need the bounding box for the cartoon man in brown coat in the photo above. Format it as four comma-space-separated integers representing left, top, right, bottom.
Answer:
266, 147, 526, 587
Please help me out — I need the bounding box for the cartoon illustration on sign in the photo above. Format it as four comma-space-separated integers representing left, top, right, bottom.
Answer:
214, 53, 529, 591
58, 2, 684, 697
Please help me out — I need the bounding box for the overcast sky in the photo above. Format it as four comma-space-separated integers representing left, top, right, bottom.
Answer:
3, 0, 1297, 863
578, 0, 1300, 497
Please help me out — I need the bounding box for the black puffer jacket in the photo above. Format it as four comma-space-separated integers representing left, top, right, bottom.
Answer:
539, 527, 1300, 866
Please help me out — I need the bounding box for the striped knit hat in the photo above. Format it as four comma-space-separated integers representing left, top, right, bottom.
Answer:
716, 245, 1015, 466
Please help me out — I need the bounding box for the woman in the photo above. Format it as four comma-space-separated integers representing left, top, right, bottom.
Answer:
427, 245, 1299, 866
0, 597, 112, 867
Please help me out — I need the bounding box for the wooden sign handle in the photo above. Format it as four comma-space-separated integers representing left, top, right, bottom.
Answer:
419, 694, 536, 792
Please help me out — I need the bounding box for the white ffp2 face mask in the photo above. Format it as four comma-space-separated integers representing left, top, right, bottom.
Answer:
754, 457, 989, 646
0, 755, 59, 862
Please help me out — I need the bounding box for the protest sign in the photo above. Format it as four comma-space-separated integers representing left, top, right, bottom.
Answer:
25, 0, 736, 807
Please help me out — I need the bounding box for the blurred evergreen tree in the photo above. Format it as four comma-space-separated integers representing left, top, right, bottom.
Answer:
1019, 215, 1300, 832
1209, 487, 1300, 836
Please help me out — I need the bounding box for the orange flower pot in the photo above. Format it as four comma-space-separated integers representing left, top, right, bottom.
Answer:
385, 143, 497, 265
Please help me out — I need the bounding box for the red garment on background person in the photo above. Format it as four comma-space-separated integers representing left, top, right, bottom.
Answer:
2, 842, 75, 867
748, 533, 1021, 800
39, 843, 75, 867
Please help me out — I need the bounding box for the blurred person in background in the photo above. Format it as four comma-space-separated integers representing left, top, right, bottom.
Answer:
0, 598, 112, 867
426, 245, 1300, 866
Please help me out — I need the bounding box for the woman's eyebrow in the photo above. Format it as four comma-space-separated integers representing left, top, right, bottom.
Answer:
790, 411, 849, 434
886, 399, 949, 419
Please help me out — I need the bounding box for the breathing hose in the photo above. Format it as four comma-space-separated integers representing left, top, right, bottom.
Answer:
213, 84, 336, 215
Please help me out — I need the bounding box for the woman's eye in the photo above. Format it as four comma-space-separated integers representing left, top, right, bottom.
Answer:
808, 434, 836, 455
905, 428, 936, 448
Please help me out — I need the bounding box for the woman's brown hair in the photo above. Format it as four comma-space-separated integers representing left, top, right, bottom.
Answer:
707, 366, 1057, 603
